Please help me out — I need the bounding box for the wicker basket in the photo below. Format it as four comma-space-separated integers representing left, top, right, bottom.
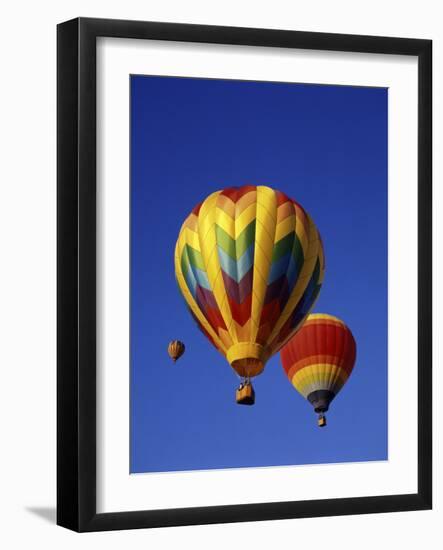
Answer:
318, 415, 327, 427
236, 383, 255, 405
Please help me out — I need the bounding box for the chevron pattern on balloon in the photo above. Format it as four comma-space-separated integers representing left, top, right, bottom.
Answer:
175, 185, 325, 373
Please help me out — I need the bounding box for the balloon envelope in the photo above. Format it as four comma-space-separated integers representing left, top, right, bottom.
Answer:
280, 313, 356, 413
175, 185, 325, 378
167, 340, 185, 362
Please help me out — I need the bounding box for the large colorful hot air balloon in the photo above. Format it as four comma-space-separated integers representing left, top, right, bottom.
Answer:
174, 185, 325, 404
280, 313, 356, 426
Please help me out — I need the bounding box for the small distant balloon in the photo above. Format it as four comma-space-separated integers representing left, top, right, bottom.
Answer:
167, 340, 185, 363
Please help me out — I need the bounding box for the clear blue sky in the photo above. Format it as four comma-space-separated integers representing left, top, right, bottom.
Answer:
130, 75, 388, 473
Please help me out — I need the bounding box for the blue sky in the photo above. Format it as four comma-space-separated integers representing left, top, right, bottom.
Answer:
130, 75, 388, 473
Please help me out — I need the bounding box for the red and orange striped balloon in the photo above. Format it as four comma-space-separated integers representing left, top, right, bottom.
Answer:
280, 313, 356, 425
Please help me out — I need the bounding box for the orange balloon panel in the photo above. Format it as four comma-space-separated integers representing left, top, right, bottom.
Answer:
280, 313, 356, 413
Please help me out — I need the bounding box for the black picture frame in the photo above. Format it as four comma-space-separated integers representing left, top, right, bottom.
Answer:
57, 17, 432, 532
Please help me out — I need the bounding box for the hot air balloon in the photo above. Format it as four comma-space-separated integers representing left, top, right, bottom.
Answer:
280, 313, 356, 426
174, 185, 325, 404
167, 340, 185, 363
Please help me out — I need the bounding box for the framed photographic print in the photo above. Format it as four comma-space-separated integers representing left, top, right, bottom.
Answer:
57, 17, 432, 532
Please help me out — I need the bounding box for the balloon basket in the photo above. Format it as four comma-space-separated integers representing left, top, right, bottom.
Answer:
236, 382, 255, 405
318, 414, 327, 428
